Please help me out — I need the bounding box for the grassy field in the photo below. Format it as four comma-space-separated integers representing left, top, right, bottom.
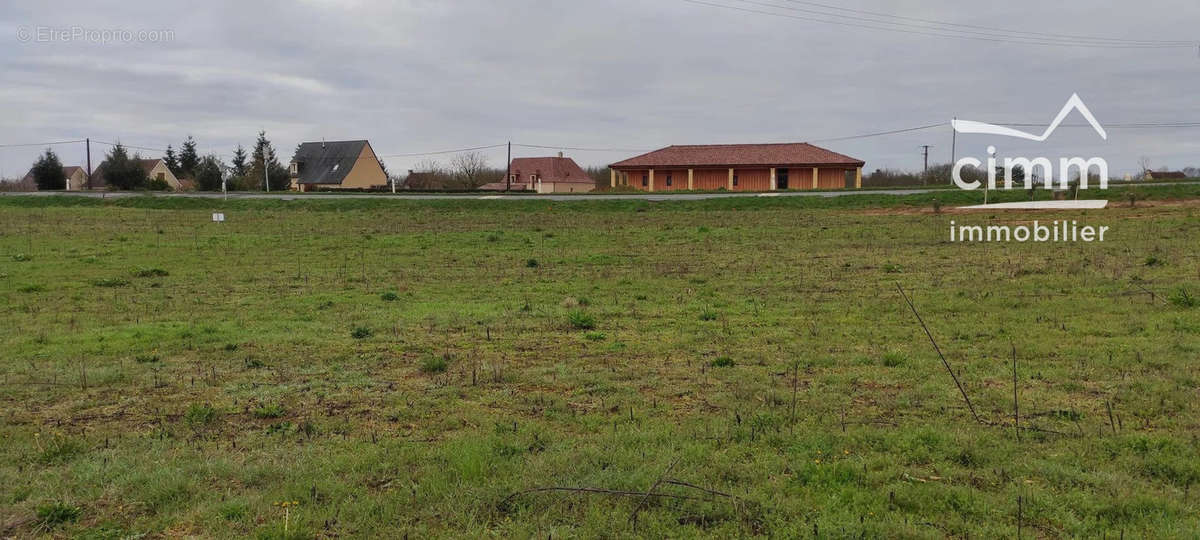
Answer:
1, 188, 1198, 538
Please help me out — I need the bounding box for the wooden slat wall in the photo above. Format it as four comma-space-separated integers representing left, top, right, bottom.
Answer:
693, 169, 728, 190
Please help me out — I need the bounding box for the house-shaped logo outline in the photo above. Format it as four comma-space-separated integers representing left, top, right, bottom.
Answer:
952, 93, 1107, 142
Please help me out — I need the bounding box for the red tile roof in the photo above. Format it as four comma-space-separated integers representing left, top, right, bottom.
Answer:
510, 156, 593, 184
611, 143, 864, 169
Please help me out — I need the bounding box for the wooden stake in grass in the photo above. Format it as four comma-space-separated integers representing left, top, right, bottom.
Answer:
1012, 343, 1020, 442
896, 283, 981, 424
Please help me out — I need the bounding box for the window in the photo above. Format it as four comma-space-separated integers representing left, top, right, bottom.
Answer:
290, 162, 299, 175
642, 175, 648, 187
510, 174, 517, 182
733, 174, 739, 187
530, 174, 537, 182
665, 174, 672, 187
156, 172, 165, 181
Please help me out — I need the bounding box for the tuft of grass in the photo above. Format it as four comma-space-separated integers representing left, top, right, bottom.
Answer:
12, 253, 32, 262
350, 327, 372, 339
882, 351, 907, 368
567, 310, 596, 330
583, 331, 607, 341
1144, 256, 1164, 267
380, 291, 400, 302
92, 277, 130, 288
525, 258, 539, 268
134, 354, 160, 364
710, 356, 735, 368
223, 343, 239, 352
133, 267, 169, 278
1169, 288, 1196, 308
253, 404, 286, 419
420, 355, 449, 374
18, 284, 45, 293
184, 403, 219, 426
36, 435, 86, 465
699, 308, 719, 321
36, 501, 81, 527
883, 264, 903, 274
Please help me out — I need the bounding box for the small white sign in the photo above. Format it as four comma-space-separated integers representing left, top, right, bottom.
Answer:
212, 213, 226, 222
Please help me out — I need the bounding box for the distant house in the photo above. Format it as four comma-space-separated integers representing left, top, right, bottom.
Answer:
21, 166, 89, 190
289, 140, 387, 192
1144, 170, 1187, 180
90, 158, 180, 190
481, 153, 595, 193
610, 143, 864, 191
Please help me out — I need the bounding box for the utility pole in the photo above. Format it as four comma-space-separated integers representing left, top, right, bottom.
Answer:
85, 138, 92, 190
505, 141, 511, 192
920, 145, 932, 173
950, 116, 957, 165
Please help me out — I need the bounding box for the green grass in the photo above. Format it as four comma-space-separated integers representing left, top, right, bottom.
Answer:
0, 192, 1198, 537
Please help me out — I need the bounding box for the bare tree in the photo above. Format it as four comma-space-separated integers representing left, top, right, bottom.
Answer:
451, 151, 491, 189
1137, 156, 1152, 178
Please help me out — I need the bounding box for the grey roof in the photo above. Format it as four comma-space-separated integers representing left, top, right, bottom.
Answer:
291, 140, 372, 185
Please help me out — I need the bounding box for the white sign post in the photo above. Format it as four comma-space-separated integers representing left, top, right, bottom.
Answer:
212, 213, 225, 223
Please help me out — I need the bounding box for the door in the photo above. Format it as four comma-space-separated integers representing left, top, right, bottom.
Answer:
777, 168, 789, 190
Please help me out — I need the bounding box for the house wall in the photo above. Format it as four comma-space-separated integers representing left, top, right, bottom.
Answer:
66, 170, 87, 190
336, 144, 388, 189
615, 166, 859, 191
540, 182, 595, 194
147, 161, 181, 189
693, 169, 727, 190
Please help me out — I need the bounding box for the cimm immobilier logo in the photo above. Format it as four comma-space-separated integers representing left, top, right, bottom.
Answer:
951, 93, 1109, 192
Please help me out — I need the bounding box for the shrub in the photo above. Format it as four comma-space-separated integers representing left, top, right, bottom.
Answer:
380, 291, 400, 302
185, 404, 219, 426
1144, 256, 1163, 267
12, 254, 32, 262
567, 310, 596, 330
36, 501, 81, 527
133, 267, 169, 278
1169, 288, 1196, 308
253, 404, 286, 419
223, 343, 239, 352
710, 357, 735, 368
350, 327, 372, 339
420, 355, 449, 374
525, 258, 539, 268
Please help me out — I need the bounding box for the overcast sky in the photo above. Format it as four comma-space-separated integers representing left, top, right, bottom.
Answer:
2, 0, 1198, 179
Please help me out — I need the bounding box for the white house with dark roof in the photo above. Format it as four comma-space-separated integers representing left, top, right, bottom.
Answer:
289, 140, 387, 192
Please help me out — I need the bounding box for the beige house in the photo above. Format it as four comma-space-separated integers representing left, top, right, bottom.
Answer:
89, 158, 181, 190
479, 154, 596, 193
289, 140, 388, 192
21, 166, 89, 190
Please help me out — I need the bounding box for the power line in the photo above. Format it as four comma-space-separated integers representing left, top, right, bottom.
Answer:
0, 139, 85, 149
807, 123, 947, 143
513, 143, 652, 152
681, 0, 1196, 49
774, 0, 1195, 46
378, 144, 507, 158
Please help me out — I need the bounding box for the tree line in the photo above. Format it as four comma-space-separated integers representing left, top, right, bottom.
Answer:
26, 131, 290, 191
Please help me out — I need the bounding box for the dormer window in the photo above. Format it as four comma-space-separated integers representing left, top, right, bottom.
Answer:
290, 162, 300, 176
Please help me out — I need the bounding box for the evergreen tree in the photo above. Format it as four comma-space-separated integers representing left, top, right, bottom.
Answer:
30, 148, 65, 190
194, 155, 225, 191
231, 144, 248, 177
178, 135, 199, 179
103, 143, 148, 190
250, 131, 289, 191
163, 145, 180, 176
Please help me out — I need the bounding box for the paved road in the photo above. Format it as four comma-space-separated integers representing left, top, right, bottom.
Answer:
2, 182, 1194, 202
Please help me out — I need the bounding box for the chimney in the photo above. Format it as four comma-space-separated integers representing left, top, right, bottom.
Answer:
321, 138, 325, 149
557, 151, 563, 158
